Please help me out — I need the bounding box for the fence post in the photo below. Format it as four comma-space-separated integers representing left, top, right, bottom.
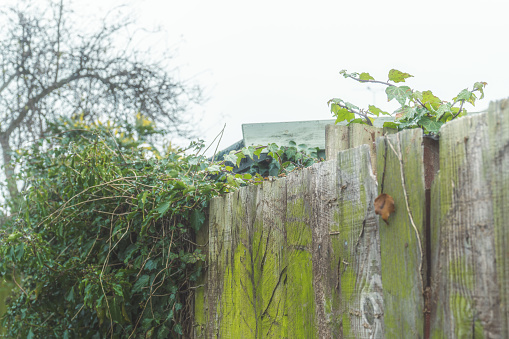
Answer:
334, 144, 384, 337
376, 129, 426, 337
429, 99, 509, 338
326, 124, 393, 175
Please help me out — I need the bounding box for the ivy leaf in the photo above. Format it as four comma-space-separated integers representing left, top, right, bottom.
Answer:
253, 147, 264, 157
334, 107, 355, 124
419, 117, 443, 134
132, 275, 150, 293
156, 201, 171, 216
436, 103, 452, 120
339, 70, 358, 78
369, 105, 390, 116
412, 90, 423, 102
267, 143, 279, 154
235, 152, 245, 167
190, 210, 205, 231
422, 90, 441, 110
394, 105, 416, 120
327, 98, 343, 106
223, 151, 239, 166
385, 86, 412, 105
242, 146, 255, 160
454, 89, 477, 106
473, 81, 487, 99
359, 72, 374, 81
388, 69, 413, 83
344, 101, 359, 111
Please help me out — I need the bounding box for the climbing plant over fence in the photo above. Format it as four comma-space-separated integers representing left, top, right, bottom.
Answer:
328, 69, 487, 134
0, 115, 319, 337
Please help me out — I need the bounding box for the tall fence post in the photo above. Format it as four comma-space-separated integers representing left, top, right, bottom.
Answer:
376, 129, 426, 337
334, 144, 384, 337
429, 99, 509, 338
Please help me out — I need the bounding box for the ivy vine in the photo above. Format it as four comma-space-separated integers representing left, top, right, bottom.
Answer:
328, 69, 487, 134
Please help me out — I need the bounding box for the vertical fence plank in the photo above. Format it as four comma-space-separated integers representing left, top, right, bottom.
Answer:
376, 129, 426, 337
219, 186, 263, 338
194, 209, 210, 338
335, 145, 384, 338
309, 161, 339, 338
259, 179, 288, 338
325, 125, 350, 160
205, 194, 230, 337
285, 168, 317, 338
429, 100, 509, 338
326, 124, 390, 175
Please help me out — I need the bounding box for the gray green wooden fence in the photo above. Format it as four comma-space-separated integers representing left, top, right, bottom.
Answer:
194, 98, 509, 338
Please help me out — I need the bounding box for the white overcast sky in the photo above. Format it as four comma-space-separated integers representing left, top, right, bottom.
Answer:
19, 0, 509, 151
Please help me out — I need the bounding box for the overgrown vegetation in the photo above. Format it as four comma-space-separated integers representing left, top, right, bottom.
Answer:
0, 116, 319, 338
328, 69, 487, 134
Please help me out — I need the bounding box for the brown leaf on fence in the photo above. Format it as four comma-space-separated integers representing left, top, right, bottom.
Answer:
374, 193, 395, 224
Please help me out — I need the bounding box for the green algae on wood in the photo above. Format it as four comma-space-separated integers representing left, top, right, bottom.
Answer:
285, 168, 317, 338
259, 179, 288, 338
429, 99, 509, 338
376, 129, 426, 338
335, 145, 384, 338
308, 160, 340, 338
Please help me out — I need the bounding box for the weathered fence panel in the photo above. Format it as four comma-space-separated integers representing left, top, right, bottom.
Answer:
195, 98, 509, 338
375, 129, 426, 338
429, 99, 509, 338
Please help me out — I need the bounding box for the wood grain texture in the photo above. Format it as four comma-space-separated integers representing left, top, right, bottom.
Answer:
375, 129, 426, 338
259, 179, 287, 338
309, 160, 338, 338
326, 124, 391, 175
335, 144, 384, 338
429, 99, 509, 338
285, 166, 317, 338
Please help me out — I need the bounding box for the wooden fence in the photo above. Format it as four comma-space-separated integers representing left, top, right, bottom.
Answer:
194, 99, 509, 338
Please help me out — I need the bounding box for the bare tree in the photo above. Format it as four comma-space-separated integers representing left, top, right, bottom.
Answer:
0, 0, 201, 199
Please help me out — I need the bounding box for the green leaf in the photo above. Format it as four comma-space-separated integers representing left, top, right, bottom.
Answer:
473, 81, 487, 99
394, 105, 416, 120
334, 107, 355, 124
156, 201, 171, 216
190, 210, 205, 231
385, 86, 412, 105
419, 117, 444, 134
132, 275, 150, 293
339, 70, 358, 78
359, 72, 374, 81
412, 90, 423, 102
235, 152, 245, 167
223, 151, 239, 165
344, 101, 359, 111
388, 69, 413, 83
383, 121, 399, 129
267, 143, 279, 154
368, 105, 389, 116
454, 88, 476, 106
422, 90, 442, 110
436, 103, 452, 120
253, 147, 263, 157
66, 287, 75, 302
242, 146, 255, 160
